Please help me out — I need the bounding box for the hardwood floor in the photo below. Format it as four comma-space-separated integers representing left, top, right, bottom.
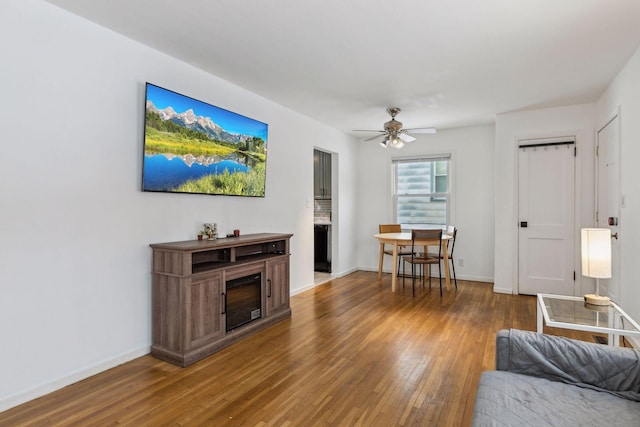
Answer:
0, 271, 597, 426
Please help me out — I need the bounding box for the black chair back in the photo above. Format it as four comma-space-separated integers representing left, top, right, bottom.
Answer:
448, 228, 457, 256
411, 229, 442, 259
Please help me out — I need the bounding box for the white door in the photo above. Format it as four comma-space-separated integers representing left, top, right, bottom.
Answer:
518, 140, 575, 295
596, 114, 621, 300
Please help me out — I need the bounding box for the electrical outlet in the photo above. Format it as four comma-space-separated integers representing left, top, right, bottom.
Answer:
458, 258, 464, 267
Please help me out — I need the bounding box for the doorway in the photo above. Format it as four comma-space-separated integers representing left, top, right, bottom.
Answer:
518, 138, 576, 295
314, 149, 333, 282
596, 113, 621, 300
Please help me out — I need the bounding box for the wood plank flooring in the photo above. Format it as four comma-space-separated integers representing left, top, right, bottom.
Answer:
0, 271, 598, 426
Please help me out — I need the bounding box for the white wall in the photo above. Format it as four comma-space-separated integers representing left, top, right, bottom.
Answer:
0, 0, 358, 410
494, 104, 595, 294
356, 125, 496, 283
595, 45, 640, 326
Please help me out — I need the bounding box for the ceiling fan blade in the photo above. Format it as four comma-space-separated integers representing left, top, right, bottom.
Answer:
405, 127, 437, 134
364, 133, 387, 142
398, 133, 416, 143
352, 129, 384, 133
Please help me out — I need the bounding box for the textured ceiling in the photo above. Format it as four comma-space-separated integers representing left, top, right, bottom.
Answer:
46, 0, 640, 135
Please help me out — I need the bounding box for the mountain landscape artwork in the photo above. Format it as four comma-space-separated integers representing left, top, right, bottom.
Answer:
142, 83, 268, 197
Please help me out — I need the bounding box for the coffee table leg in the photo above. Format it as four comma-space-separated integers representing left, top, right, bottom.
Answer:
537, 299, 543, 333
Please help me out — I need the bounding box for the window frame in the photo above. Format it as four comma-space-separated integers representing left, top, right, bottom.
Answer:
392, 154, 453, 231
431, 160, 448, 201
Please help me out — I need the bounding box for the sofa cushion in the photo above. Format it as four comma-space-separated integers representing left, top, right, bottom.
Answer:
473, 370, 640, 427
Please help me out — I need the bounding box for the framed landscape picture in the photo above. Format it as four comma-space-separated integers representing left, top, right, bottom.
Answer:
142, 83, 268, 197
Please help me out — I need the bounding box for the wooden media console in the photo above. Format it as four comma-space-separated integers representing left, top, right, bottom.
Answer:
150, 233, 292, 366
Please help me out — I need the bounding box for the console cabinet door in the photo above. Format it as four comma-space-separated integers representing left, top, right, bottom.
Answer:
266, 257, 290, 316
189, 273, 224, 349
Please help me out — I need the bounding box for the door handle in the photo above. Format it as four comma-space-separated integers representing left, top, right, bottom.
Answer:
221, 292, 226, 314
612, 232, 619, 240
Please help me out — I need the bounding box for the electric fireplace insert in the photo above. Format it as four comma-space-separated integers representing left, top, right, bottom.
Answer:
225, 273, 262, 332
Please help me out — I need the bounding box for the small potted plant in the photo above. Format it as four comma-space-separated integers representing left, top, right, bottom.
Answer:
197, 230, 207, 240
203, 223, 217, 240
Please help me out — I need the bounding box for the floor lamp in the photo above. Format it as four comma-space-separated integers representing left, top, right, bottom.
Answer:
581, 228, 612, 306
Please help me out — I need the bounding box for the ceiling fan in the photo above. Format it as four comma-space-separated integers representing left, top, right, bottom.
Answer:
353, 107, 436, 149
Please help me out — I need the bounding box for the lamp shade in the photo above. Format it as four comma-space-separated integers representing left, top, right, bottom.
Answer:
581, 228, 611, 279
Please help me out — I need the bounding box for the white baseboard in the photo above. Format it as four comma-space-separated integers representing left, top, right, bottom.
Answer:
292, 268, 361, 296
492, 286, 514, 294
291, 282, 315, 296
0, 345, 150, 413
334, 267, 359, 278
357, 267, 493, 284
457, 274, 494, 283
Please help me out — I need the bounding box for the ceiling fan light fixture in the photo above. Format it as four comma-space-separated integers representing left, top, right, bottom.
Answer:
353, 107, 436, 150
389, 134, 404, 149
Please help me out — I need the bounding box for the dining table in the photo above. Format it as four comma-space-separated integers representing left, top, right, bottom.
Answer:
374, 232, 453, 292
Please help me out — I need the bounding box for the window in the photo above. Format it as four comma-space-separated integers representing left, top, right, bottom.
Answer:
393, 155, 451, 230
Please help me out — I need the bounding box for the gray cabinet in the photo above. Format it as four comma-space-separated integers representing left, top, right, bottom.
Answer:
314, 149, 331, 199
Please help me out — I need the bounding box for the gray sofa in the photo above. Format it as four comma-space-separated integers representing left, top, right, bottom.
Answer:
472, 329, 640, 426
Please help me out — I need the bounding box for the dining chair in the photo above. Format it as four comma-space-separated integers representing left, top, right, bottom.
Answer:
401, 229, 443, 297
429, 225, 458, 289
379, 224, 412, 273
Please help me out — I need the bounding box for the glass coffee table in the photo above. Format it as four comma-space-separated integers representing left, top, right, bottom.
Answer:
537, 293, 640, 347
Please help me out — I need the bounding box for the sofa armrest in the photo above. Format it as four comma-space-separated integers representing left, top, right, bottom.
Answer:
495, 329, 640, 401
